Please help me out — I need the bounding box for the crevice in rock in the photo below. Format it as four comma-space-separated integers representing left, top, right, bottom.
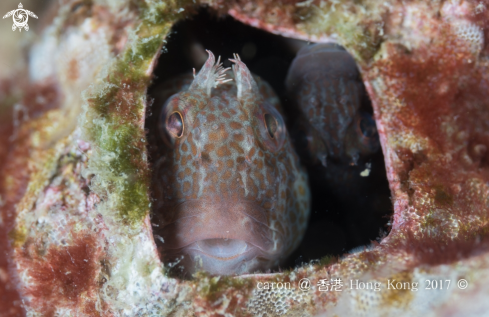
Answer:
146, 7, 392, 275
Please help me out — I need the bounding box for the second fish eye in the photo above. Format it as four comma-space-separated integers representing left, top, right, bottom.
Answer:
167, 111, 184, 138
264, 113, 278, 139
359, 113, 377, 138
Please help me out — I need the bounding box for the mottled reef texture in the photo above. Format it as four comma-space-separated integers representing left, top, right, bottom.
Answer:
1, 0, 489, 316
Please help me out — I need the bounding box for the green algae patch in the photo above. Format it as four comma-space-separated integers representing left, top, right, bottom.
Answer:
8, 226, 27, 248
301, 0, 384, 63
81, 0, 195, 225
318, 255, 338, 267
421, 209, 440, 230
9, 131, 71, 247
380, 271, 415, 309
83, 112, 150, 224
0, 90, 21, 119
194, 272, 255, 303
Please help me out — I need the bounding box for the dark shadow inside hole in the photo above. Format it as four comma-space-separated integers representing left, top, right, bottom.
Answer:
147, 7, 392, 274
150, 7, 296, 97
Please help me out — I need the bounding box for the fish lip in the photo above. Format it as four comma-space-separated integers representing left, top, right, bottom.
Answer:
153, 199, 282, 257
162, 241, 270, 275
192, 239, 252, 260
166, 238, 265, 260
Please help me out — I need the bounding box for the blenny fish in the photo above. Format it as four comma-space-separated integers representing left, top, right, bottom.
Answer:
150, 51, 310, 276
285, 43, 380, 167
285, 43, 387, 252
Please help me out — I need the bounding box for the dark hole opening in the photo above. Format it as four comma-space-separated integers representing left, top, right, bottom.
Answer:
147, 7, 392, 274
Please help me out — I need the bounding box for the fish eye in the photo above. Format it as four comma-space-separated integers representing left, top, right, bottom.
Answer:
264, 113, 278, 139
359, 113, 377, 138
354, 112, 380, 155
167, 112, 184, 138
257, 102, 286, 152
159, 93, 184, 146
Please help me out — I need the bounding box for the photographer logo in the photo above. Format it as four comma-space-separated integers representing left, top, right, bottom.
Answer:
3, 3, 38, 32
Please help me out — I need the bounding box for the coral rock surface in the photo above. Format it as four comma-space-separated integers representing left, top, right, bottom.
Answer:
1, 0, 489, 316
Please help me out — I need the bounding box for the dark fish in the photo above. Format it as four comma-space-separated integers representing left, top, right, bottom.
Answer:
284, 43, 388, 258
286, 43, 379, 167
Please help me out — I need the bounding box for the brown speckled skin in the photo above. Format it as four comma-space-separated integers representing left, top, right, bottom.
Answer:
151, 53, 310, 275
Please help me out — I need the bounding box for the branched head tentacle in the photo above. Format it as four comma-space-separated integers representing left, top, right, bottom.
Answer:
229, 53, 259, 101
190, 50, 232, 95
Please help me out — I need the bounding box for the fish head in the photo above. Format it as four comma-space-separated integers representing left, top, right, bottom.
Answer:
286, 43, 380, 166
152, 51, 309, 276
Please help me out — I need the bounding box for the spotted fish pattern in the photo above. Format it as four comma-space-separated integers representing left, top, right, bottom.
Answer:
286, 43, 379, 167
151, 52, 310, 276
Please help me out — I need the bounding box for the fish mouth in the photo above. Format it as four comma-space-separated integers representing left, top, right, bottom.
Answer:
152, 199, 281, 275
191, 238, 250, 260
164, 238, 269, 275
